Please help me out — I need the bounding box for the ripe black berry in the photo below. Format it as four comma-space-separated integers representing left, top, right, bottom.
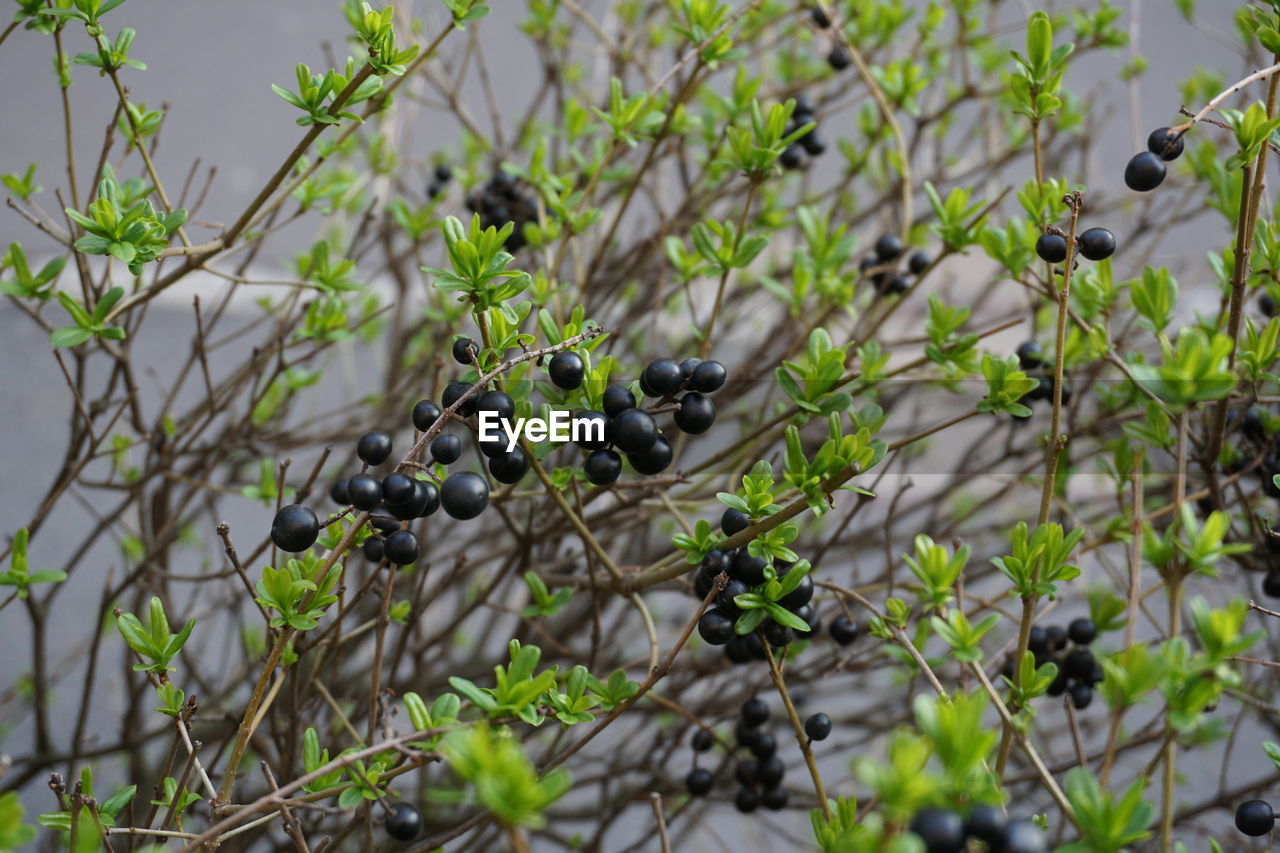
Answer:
730, 551, 767, 585
779, 144, 804, 170
741, 697, 769, 727
357, 431, 393, 466
1064, 647, 1095, 680
489, 448, 529, 484
756, 755, 784, 787
477, 433, 508, 459
1067, 617, 1097, 646
412, 400, 441, 432
1263, 571, 1280, 598
874, 233, 903, 262
734, 786, 760, 813
330, 478, 350, 505
717, 579, 748, 616
881, 275, 910, 296
675, 393, 716, 434
440, 471, 489, 520
381, 473, 416, 506
1046, 668, 1068, 696
1045, 624, 1067, 652
602, 384, 636, 418
762, 619, 794, 647
474, 390, 515, 422
964, 804, 1005, 847
750, 731, 777, 759
691, 729, 713, 752
1261, 291, 1278, 317
573, 411, 612, 450
271, 505, 319, 553
430, 434, 462, 465
640, 358, 685, 397
800, 131, 826, 157
583, 449, 622, 485
383, 529, 419, 565
1236, 799, 1275, 836
721, 508, 750, 536
1124, 151, 1166, 192
389, 480, 434, 520
762, 786, 788, 810
548, 351, 585, 389
734, 757, 758, 786
735, 716, 763, 749
685, 768, 714, 796
384, 802, 422, 842
441, 381, 477, 417
804, 712, 831, 741
347, 474, 382, 511
452, 336, 478, 365
828, 614, 858, 645
909, 807, 966, 853
907, 250, 931, 275
999, 819, 1048, 853
611, 408, 658, 454
363, 536, 384, 562
1147, 126, 1185, 161
691, 360, 727, 393
697, 609, 735, 645
1068, 682, 1093, 710
628, 435, 672, 475
809, 4, 830, 27
1017, 340, 1045, 369
1035, 233, 1068, 264
826, 44, 850, 70
434, 163, 453, 183
1077, 227, 1116, 261
777, 572, 814, 610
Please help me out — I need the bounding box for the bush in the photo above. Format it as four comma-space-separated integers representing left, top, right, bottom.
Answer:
3, 0, 1280, 851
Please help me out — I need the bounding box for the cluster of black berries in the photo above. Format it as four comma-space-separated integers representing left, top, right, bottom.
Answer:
685, 699, 797, 812
571, 356, 727, 486
1008, 618, 1103, 710
464, 171, 538, 252
1123, 126, 1185, 193
1236, 799, 1276, 837
859, 233, 932, 297
426, 162, 452, 200
780, 94, 828, 170
909, 805, 1046, 853
1034, 226, 1116, 265
384, 802, 422, 842
1011, 341, 1071, 420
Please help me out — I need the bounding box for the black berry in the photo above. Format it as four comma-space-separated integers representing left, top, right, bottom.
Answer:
573, 411, 611, 450
730, 551, 767, 585
1147, 126, 1184, 161
874, 233, 903, 262
441, 381, 477, 417
1016, 340, 1045, 369
721, 508, 750, 536
826, 44, 850, 70
909, 807, 966, 853
828, 614, 858, 645
749, 731, 777, 759
1035, 233, 1068, 264
762, 786, 788, 810
1124, 151, 1166, 192
1236, 799, 1275, 836
602, 384, 636, 417
762, 619, 794, 647
999, 819, 1048, 853
1263, 571, 1280, 598
583, 449, 622, 485
809, 4, 830, 27
430, 434, 462, 465
474, 389, 515, 422
347, 474, 382, 511
384, 802, 422, 842
691, 360, 727, 393
381, 472, 416, 506
1077, 227, 1116, 261
1064, 647, 1095, 680
440, 471, 489, 520
271, 505, 319, 553
363, 536, 384, 563
756, 755, 784, 787
452, 336, 478, 365
717, 580, 748, 616
691, 729, 713, 752
735, 716, 763, 749
734, 786, 760, 813
779, 144, 804, 170
777, 572, 814, 610
1068, 682, 1093, 710
685, 768, 713, 797
674, 393, 716, 434
640, 358, 685, 397
412, 400, 441, 432
357, 431, 393, 466
1261, 291, 1278, 317
1045, 624, 1067, 652
741, 697, 769, 726
907, 250, 931, 275
628, 435, 672, 475
383, 529, 419, 565
488, 448, 529, 484
548, 351, 585, 389
964, 804, 1006, 847
804, 712, 831, 741
389, 480, 434, 520
697, 609, 735, 645
611, 408, 658, 454
800, 131, 826, 157
1067, 617, 1097, 646
330, 478, 350, 505
434, 163, 453, 183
